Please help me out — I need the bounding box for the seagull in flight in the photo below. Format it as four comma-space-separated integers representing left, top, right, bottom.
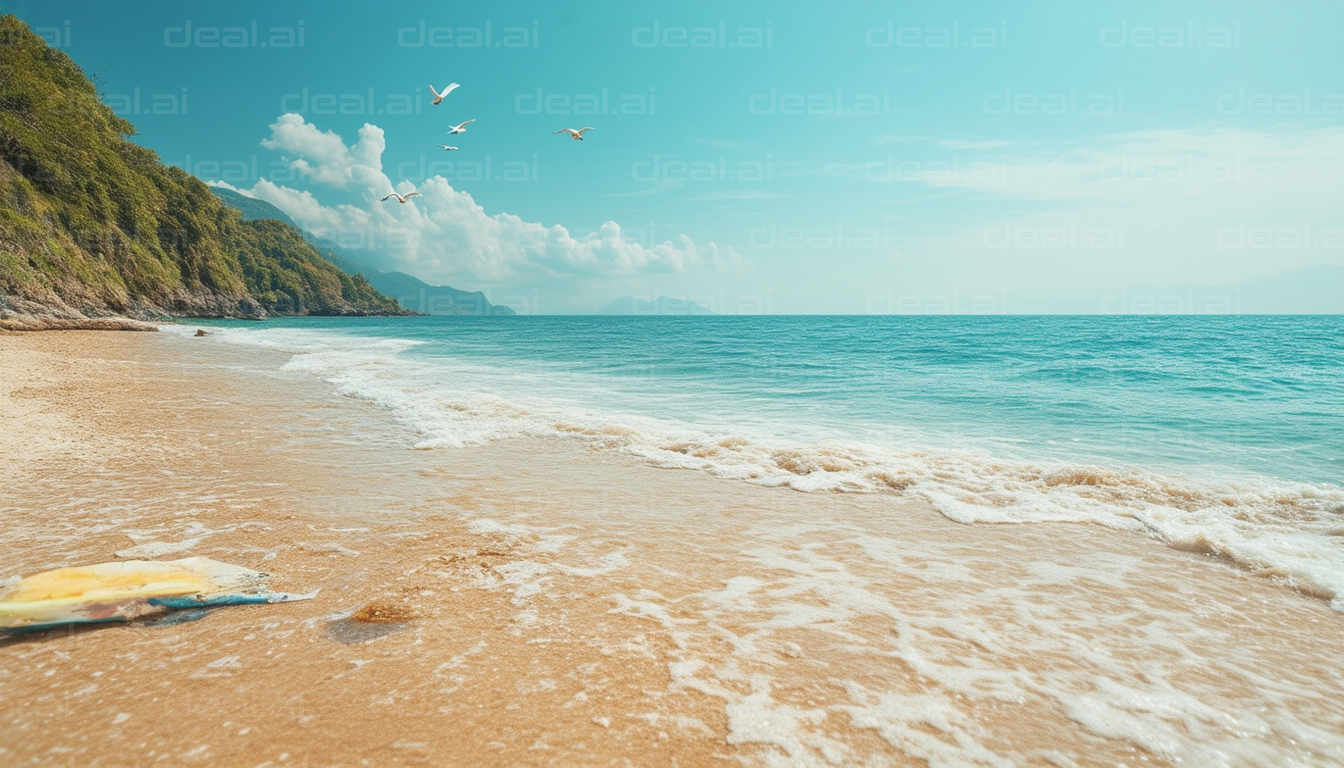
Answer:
554, 127, 595, 141
380, 191, 422, 204
438, 145, 459, 151
446, 119, 476, 135
428, 83, 460, 105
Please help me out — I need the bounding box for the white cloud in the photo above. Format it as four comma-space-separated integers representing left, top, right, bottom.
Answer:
260, 113, 386, 189
854, 127, 1343, 222
248, 179, 354, 235
240, 114, 743, 291
850, 126, 1344, 269
204, 180, 255, 197
822, 127, 1344, 300
917, 127, 1344, 217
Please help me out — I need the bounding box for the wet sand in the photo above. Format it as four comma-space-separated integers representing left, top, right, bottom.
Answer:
1, 330, 1342, 767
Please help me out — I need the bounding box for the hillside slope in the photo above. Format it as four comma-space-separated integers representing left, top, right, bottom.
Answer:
211, 187, 514, 316
0, 15, 406, 326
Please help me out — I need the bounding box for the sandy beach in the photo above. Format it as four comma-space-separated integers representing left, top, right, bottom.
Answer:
2, 329, 1342, 767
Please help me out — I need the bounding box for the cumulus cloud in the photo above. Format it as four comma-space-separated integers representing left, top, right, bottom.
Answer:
260, 113, 387, 189
204, 180, 255, 197
238, 114, 742, 287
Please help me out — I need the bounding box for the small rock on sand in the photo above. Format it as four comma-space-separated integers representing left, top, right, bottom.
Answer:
352, 599, 418, 624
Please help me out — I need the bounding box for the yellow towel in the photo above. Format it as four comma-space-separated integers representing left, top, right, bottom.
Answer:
6, 561, 214, 602
0, 557, 271, 630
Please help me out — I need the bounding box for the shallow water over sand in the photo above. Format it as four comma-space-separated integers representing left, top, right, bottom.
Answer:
175, 317, 1344, 617
2, 331, 1342, 767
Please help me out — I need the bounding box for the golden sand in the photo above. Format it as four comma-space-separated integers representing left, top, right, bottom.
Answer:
1, 330, 1341, 767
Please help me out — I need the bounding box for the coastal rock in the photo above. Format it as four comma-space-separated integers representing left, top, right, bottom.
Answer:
0, 296, 157, 332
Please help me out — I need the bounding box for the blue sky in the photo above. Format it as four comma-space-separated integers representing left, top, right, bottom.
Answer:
10, 0, 1343, 313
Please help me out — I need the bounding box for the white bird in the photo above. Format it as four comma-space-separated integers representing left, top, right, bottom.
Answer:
380, 191, 422, 204
428, 83, 460, 105
445, 119, 476, 135
438, 145, 459, 151
554, 127, 595, 141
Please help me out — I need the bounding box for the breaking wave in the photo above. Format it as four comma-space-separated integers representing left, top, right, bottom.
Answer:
174, 322, 1344, 611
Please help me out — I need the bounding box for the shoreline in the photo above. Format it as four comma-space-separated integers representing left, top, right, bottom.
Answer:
3, 330, 1342, 766
0, 317, 158, 332
0, 293, 416, 333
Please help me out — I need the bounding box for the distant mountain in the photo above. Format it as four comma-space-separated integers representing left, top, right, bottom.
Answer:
0, 15, 406, 325
211, 187, 513, 316
598, 296, 716, 315
210, 186, 298, 228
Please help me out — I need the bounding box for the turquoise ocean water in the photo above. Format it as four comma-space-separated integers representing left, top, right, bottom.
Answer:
182, 315, 1344, 607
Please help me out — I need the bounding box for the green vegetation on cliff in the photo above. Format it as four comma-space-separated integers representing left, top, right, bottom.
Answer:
0, 14, 404, 318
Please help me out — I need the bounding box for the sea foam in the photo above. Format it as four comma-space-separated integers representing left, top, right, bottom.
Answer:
185, 322, 1344, 613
